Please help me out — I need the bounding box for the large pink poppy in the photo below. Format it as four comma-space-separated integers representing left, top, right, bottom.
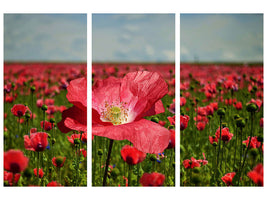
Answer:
58, 77, 87, 133
92, 71, 170, 154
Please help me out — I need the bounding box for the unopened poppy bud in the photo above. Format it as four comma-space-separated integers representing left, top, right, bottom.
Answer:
257, 135, 263, 143
242, 143, 247, 149
212, 142, 218, 147
4, 181, 9, 186
249, 148, 259, 158
193, 167, 201, 174
236, 118, 246, 128
74, 138, 80, 145
41, 105, 48, 111
217, 108, 225, 116
222, 122, 227, 128
243, 74, 246, 78
49, 118, 56, 123
195, 97, 199, 103
192, 174, 201, 185
218, 87, 222, 92
151, 116, 159, 123
252, 85, 257, 92
23, 168, 33, 178
207, 115, 212, 120
169, 125, 175, 130
190, 85, 195, 90
246, 103, 257, 112
150, 154, 157, 162
25, 113, 31, 119
172, 162, 175, 168
233, 114, 240, 120
52, 138, 56, 145
30, 86, 36, 92
47, 133, 51, 139
111, 168, 120, 179
189, 73, 192, 78
98, 149, 103, 156
11, 83, 15, 88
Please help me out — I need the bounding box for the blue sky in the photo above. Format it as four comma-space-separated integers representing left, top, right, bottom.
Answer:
4, 14, 87, 62
181, 14, 263, 63
92, 14, 175, 62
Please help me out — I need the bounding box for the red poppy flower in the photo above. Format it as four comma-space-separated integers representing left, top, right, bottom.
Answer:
183, 157, 201, 169
221, 172, 236, 186
167, 129, 175, 149
52, 156, 66, 168
180, 115, 189, 131
196, 121, 206, 131
243, 136, 261, 149
234, 102, 242, 110
248, 98, 262, 111
260, 118, 263, 128
4, 171, 21, 186
4, 150, 29, 173
197, 107, 207, 116
121, 145, 146, 165
47, 181, 62, 186
40, 121, 54, 131
180, 97, 186, 107
67, 133, 81, 145
247, 164, 263, 186
33, 168, 44, 178
80, 149, 87, 158
209, 102, 218, 110
205, 105, 214, 115
158, 120, 166, 126
209, 135, 218, 145
215, 127, 233, 143
30, 132, 48, 152
140, 172, 165, 186
11, 104, 27, 117
168, 115, 175, 125
92, 71, 170, 154
58, 77, 87, 133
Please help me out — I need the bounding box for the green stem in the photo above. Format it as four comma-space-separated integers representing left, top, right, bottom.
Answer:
37, 152, 40, 186
103, 139, 114, 186
128, 164, 132, 187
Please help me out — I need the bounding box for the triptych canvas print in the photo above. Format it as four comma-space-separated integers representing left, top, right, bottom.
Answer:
3, 13, 263, 187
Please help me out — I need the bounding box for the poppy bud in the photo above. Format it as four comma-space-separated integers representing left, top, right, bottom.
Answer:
23, 168, 33, 178
150, 154, 157, 162
55, 157, 64, 166
257, 135, 263, 143
49, 118, 56, 123
217, 108, 225, 116
190, 85, 194, 90
111, 168, 120, 179
41, 105, 48, 111
172, 162, 175, 168
169, 125, 175, 130
222, 122, 227, 128
246, 103, 257, 112
74, 138, 80, 145
4, 181, 9, 186
30, 86, 36, 92
195, 97, 199, 103
236, 118, 246, 128
192, 174, 201, 185
252, 85, 258, 92
233, 114, 240, 120
243, 74, 246, 78
52, 138, 56, 145
47, 133, 51, 139
98, 149, 103, 156
11, 83, 15, 88
218, 87, 222, 92
151, 116, 159, 123
189, 73, 192, 78
25, 113, 31, 119
249, 148, 259, 158
207, 115, 212, 120
242, 143, 247, 149
193, 167, 201, 174
212, 142, 218, 147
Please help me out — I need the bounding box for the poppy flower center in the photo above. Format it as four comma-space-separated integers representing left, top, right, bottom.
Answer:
10, 162, 21, 173
101, 102, 129, 125
36, 143, 43, 151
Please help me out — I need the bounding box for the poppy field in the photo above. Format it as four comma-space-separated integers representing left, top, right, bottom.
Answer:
4, 63, 87, 186
92, 63, 175, 186
180, 63, 263, 186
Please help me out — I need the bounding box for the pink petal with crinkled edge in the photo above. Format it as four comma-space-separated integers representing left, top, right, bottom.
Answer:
64, 117, 87, 132
140, 100, 165, 118
120, 71, 168, 121
93, 119, 170, 154
57, 106, 87, 133
92, 76, 122, 114
66, 77, 87, 112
